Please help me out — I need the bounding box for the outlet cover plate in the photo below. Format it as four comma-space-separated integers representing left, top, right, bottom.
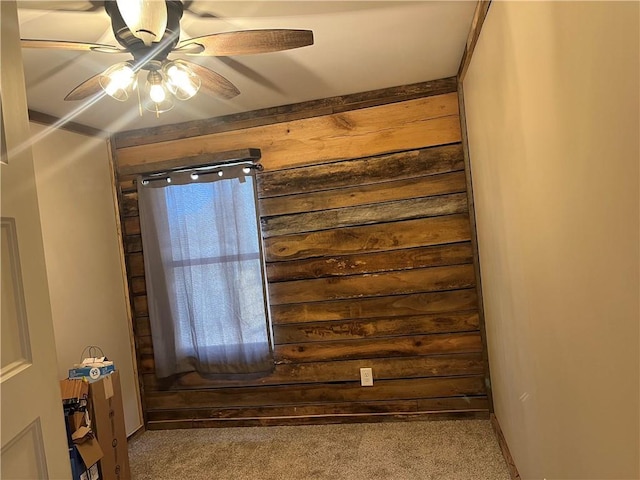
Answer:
360, 367, 373, 386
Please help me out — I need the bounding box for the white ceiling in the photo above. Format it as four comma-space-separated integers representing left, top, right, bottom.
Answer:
17, 1, 476, 133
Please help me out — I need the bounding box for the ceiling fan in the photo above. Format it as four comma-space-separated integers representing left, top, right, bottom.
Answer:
20, 0, 314, 115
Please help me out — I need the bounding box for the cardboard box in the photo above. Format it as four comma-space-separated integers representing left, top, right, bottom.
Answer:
89, 372, 130, 480
61, 378, 89, 404
74, 438, 103, 474
69, 364, 115, 381
68, 412, 86, 432
62, 381, 103, 480
80, 463, 100, 480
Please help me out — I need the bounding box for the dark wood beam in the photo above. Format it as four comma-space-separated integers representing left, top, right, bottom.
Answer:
28, 109, 109, 138
118, 147, 262, 177
457, 0, 492, 81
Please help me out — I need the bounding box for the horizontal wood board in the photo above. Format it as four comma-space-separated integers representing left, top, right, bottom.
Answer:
115, 94, 461, 172
114, 78, 457, 149
115, 89, 489, 428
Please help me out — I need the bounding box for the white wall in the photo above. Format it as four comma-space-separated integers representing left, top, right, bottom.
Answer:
463, 2, 639, 479
30, 124, 142, 435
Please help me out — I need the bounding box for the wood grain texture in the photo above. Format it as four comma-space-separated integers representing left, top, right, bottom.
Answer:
262, 193, 468, 237
118, 148, 261, 177
133, 295, 148, 317
179, 61, 240, 100
114, 87, 491, 428
458, 1, 493, 81
265, 214, 471, 262
123, 216, 140, 236
63, 73, 104, 101
115, 94, 461, 172
136, 335, 154, 355
121, 192, 138, 217
135, 316, 151, 337
136, 329, 482, 359
145, 376, 486, 410
127, 253, 144, 277
267, 242, 473, 282
124, 235, 142, 254
146, 396, 489, 421
141, 353, 485, 389
260, 170, 467, 217
275, 332, 482, 362
119, 178, 136, 192
257, 144, 464, 198
130, 277, 146, 295
21, 39, 123, 52
269, 264, 476, 305
179, 29, 314, 56
273, 312, 479, 343
114, 78, 457, 149
271, 289, 478, 324
146, 411, 489, 429
147, 401, 419, 421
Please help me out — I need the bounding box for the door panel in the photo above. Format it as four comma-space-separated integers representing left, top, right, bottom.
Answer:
0, 1, 71, 478
1, 419, 48, 480
1, 217, 32, 378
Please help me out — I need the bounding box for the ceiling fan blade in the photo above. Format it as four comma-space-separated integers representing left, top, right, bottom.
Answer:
179, 60, 240, 99
64, 73, 104, 101
176, 29, 314, 56
181, 0, 218, 18
21, 39, 126, 53
17, 1, 103, 12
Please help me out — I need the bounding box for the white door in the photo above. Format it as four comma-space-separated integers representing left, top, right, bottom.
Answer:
1, 1, 71, 478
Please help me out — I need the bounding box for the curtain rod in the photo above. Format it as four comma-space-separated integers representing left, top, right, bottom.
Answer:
120, 148, 262, 177
138, 161, 263, 187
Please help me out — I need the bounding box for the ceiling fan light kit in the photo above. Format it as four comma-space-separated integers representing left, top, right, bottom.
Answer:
99, 61, 137, 101
163, 59, 201, 100
20, 0, 315, 117
143, 69, 174, 114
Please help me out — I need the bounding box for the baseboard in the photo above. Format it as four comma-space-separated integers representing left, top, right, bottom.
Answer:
127, 424, 146, 441
490, 413, 521, 480
146, 410, 490, 430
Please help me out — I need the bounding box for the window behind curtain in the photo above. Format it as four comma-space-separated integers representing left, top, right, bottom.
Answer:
137, 168, 273, 378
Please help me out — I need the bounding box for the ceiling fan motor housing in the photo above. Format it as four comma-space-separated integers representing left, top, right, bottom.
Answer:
104, 0, 184, 68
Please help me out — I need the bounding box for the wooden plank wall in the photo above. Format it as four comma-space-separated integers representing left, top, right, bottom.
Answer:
113, 79, 490, 429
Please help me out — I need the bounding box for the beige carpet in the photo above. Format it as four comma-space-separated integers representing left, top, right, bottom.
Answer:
128, 419, 510, 480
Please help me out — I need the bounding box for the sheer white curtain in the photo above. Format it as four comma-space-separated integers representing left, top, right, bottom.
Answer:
137, 169, 273, 378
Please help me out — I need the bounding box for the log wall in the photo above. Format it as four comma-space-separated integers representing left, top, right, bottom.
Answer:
113, 79, 491, 429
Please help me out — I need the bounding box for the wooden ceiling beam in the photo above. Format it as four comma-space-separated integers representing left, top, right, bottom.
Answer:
28, 109, 109, 138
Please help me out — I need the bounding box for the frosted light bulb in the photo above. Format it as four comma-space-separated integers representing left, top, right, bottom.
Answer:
149, 84, 166, 103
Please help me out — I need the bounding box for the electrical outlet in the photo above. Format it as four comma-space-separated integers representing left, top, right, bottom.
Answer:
360, 367, 373, 386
